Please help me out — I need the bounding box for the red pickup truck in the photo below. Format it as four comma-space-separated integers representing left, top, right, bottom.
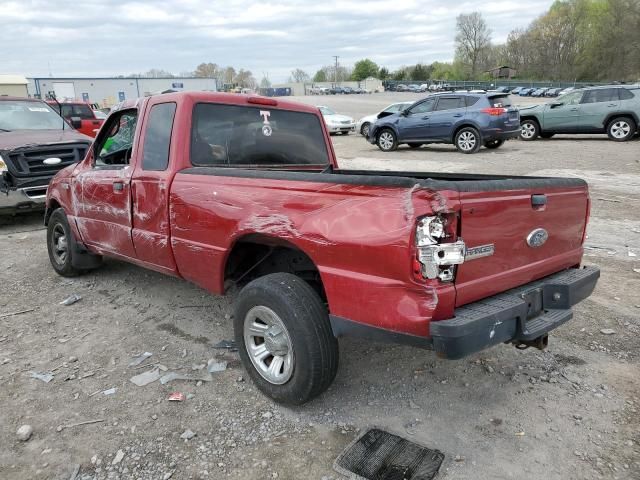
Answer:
46, 100, 104, 138
44, 92, 599, 404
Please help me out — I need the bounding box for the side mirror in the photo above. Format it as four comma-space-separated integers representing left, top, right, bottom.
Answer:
70, 116, 82, 129
549, 102, 564, 108
401, 109, 410, 116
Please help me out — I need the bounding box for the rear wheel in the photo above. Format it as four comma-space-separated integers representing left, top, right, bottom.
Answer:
234, 273, 339, 405
484, 140, 504, 149
454, 127, 481, 154
607, 117, 636, 142
408, 143, 423, 149
520, 119, 540, 141
360, 122, 371, 137
376, 129, 398, 152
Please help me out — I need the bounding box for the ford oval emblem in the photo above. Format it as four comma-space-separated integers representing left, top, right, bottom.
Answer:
43, 157, 62, 165
527, 228, 549, 248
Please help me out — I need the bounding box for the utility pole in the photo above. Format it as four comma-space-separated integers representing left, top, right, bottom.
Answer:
333, 56, 339, 85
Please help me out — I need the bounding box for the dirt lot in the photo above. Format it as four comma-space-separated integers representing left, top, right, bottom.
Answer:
1, 92, 639, 480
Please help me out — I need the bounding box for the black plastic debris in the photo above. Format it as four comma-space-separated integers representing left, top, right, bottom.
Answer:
212, 339, 238, 352
335, 428, 444, 480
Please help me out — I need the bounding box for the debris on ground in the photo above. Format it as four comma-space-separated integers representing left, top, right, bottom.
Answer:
68, 463, 80, 480
112, 449, 125, 465
30, 371, 54, 383
207, 359, 228, 373
128, 351, 153, 367
102, 387, 117, 395
130, 368, 163, 387
57, 419, 105, 432
159, 372, 212, 385
600, 328, 616, 335
16, 424, 33, 441
168, 392, 186, 402
212, 339, 238, 351
180, 429, 196, 440
59, 294, 82, 306
0, 308, 36, 319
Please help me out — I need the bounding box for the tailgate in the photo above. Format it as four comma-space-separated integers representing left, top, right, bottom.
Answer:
455, 185, 588, 307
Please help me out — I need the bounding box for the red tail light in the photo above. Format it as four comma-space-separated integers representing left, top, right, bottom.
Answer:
481, 107, 508, 116
247, 96, 278, 106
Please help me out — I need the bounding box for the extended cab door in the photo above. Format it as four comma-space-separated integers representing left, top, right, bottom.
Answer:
396, 97, 436, 141
542, 90, 583, 132
130, 101, 178, 273
74, 109, 138, 257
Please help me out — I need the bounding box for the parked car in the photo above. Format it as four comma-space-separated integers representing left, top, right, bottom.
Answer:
342, 86, 354, 94
531, 88, 549, 97
519, 88, 535, 96
46, 100, 105, 137
0, 97, 92, 215
559, 87, 576, 95
545, 88, 561, 97
493, 86, 510, 93
356, 101, 414, 137
44, 91, 598, 405
329, 86, 346, 95
407, 84, 420, 92
396, 84, 408, 92
511, 87, 524, 95
419, 84, 430, 92
368, 92, 520, 153
318, 106, 355, 134
519, 84, 640, 142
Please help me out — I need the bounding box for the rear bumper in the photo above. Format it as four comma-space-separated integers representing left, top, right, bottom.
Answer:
431, 266, 600, 359
484, 127, 521, 141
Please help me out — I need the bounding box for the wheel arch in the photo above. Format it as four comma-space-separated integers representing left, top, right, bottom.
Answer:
222, 233, 327, 303
451, 122, 482, 143
603, 112, 639, 129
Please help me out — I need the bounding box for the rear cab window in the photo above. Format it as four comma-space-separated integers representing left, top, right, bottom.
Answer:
190, 103, 330, 168
60, 104, 95, 120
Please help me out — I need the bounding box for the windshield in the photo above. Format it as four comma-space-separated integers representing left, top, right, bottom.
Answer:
318, 106, 335, 115
0, 100, 67, 131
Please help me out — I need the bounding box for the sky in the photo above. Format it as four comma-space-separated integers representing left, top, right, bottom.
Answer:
1, 0, 554, 82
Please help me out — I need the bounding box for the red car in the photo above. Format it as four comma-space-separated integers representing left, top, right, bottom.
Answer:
46, 100, 104, 137
44, 92, 599, 404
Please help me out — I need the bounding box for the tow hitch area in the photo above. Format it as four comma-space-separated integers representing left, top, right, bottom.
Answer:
513, 334, 549, 351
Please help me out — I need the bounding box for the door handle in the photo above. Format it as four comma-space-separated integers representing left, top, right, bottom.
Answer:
113, 181, 124, 192
607, 104, 616, 107
422, 116, 430, 120
570, 108, 578, 111
453, 114, 463, 117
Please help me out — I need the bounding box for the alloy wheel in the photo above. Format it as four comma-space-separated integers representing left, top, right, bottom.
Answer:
521, 123, 536, 139
378, 131, 395, 150
611, 121, 631, 139
457, 131, 477, 152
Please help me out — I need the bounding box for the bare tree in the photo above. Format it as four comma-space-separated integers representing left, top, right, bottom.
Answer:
290, 68, 310, 83
455, 12, 492, 78
194, 63, 221, 78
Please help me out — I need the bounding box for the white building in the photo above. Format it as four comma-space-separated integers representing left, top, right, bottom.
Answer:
28, 77, 217, 106
0, 75, 29, 97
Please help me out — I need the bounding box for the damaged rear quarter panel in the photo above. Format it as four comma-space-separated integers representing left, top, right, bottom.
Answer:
169, 172, 459, 336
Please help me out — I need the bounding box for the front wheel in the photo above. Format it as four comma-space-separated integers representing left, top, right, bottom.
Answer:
376, 129, 398, 152
484, 140, 504, 149
454, 127, 481, 154
47, 209, 84, 277
607, 117, 636, 142
520, 119, 540, 141
234, 273, 339, 405
360, 122, 371, 137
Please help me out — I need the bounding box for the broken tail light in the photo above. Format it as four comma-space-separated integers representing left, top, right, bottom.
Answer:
415, 215, 465, 282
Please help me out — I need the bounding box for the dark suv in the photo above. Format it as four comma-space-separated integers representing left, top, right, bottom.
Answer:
368, 92, 520, 154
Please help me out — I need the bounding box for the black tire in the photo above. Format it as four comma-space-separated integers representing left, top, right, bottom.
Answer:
46, 208, 83, 277
376, 128, 398, 152
360, 122, 371, 137
520, 119, 540, 141
484, 140, 504, 149
607, 116, 636, 142
540, 132, 555, 139
454, 127, 481, 154
234, 273, 339, 405
408, 143, 423, 149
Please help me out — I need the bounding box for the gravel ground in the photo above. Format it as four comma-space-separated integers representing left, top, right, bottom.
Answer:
1, 92, 639, 480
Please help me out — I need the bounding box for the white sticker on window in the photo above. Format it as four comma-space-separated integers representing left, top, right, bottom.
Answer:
28, 107, 50, 112
259, 110, 272, 136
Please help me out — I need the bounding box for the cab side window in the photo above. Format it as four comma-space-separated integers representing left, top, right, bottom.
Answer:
93, 110, 138, 167
435, 97, 464, 111
142, 103, 176, 171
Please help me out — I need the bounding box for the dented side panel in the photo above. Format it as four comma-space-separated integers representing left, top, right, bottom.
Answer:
169, 173, 459, 336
